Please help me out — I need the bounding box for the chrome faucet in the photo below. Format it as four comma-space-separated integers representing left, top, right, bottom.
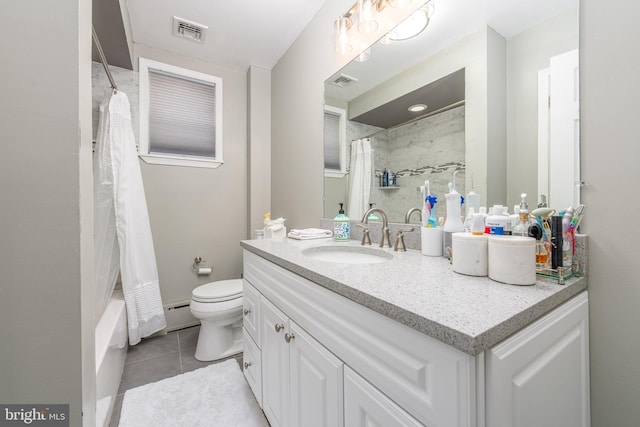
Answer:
405, 207, 422, 224
361, 208, 391, 248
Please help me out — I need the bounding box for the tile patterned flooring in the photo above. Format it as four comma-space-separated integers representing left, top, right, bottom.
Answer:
109, 325, 242, 427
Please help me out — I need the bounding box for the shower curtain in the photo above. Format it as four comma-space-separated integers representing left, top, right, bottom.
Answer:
347, 138, 372, 220
94, 91, 166, 345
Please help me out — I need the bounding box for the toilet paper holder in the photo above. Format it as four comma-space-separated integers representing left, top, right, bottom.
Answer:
192, 257, 212, 275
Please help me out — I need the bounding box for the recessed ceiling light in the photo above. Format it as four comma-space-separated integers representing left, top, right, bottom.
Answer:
408, 104, 428, 112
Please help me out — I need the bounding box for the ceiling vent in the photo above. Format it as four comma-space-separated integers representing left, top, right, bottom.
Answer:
330, 73, 359, 88
173, 16, 208, 43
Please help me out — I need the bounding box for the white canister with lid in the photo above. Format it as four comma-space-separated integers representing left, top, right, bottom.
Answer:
488, 236, 536, 285
452, 232, 488, 276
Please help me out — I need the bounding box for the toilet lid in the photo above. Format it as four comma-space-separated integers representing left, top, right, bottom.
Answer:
192, 279, 243, 303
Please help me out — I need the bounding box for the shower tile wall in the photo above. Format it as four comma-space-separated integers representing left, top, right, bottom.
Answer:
347, 105, 463, 223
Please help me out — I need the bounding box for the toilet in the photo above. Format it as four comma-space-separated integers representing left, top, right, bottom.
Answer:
189, 279, 243, 362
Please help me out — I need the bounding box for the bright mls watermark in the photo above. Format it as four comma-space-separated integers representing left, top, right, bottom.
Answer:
0, 405, 68, 426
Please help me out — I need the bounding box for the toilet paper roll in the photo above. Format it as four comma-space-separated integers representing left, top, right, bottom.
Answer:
197, 267, 212, 275
421, 227, 443, 256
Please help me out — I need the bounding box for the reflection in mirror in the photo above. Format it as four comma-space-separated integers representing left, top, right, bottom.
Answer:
324, 0, 578, 224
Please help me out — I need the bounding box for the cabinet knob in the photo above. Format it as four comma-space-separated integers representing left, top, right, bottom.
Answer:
243, 308, 251, 315
244, 361, 252, 370
275, 323, 284, 333
285, 332, 295, 343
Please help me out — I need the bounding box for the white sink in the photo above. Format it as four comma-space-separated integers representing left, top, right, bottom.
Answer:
301, 245, 393, 264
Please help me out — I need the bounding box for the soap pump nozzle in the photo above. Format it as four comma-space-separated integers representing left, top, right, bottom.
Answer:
519, 193, 528, 213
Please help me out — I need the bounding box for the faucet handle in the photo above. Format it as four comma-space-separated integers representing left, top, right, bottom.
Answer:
357, 223, 371, 245
394, 228, 415, 252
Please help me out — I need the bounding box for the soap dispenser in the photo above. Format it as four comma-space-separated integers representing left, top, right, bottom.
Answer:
334, 203, 350, 241
513, 193, 531, 237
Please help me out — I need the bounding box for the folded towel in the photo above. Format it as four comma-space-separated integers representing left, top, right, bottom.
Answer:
287, 228, 333, 240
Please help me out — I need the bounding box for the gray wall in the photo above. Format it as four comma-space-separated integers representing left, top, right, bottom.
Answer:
0, 0, 95, 425
581, 0, 640, 425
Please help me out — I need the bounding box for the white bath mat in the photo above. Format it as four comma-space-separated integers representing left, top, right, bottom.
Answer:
118, 359, 269, 427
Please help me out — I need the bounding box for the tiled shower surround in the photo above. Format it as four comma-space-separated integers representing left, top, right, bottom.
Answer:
347, 105, 465, 223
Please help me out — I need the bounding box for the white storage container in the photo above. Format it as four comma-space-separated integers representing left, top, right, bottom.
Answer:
452, 232, 488, 276
488, 236, 536, 285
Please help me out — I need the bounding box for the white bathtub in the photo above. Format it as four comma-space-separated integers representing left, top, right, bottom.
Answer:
95, 289, 128, 427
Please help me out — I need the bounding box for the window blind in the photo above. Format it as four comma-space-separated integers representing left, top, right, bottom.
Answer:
148, 69, 217, 158
324, 111, 341, 170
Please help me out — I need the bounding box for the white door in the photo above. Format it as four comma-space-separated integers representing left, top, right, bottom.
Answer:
549, 48, 580, 210
261, 297, 289, 427
289, 322, 344, 427
344, 366, 423, 427
486, 292, 590, 427
539, 49, 580, 210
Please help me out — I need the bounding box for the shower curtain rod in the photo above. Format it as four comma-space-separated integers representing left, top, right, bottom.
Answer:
92, 26, 118, 91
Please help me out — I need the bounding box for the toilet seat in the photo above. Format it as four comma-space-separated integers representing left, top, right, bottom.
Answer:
192, 279, 243, 303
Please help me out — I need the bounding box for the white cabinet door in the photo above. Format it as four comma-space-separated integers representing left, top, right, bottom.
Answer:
486, 292, 590, 427
261, 297, 289, 427
289, 322, 344, 427
344, 366, 423, 427
242, 329, 262, 407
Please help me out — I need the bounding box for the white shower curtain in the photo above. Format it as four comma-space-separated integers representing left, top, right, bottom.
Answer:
94, 91, 166, 345
347, 138, 372, 220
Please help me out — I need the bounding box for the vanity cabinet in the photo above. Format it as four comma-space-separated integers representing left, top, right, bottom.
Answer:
242, 248, 589, 427
243, 250, 473, 427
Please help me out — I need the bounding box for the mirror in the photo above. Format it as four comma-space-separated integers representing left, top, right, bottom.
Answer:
324, 0, 579, 224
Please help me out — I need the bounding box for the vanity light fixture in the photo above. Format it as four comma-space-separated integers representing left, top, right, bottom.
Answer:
334, 15, 353, 54
387, 0, 434, 41
408, 103, 428, 112
334, 0, 430, 56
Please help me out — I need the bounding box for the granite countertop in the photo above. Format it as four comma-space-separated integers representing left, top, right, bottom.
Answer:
240, 237, 587, 356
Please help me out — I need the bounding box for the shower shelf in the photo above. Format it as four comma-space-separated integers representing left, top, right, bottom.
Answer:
378, 186, 401, 190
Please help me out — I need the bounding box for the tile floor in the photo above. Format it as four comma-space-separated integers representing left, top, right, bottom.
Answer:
109, 325, 243, 427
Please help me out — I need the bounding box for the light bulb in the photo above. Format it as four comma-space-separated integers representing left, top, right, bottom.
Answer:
334, 16, 352, 55
357, 0, 378, 34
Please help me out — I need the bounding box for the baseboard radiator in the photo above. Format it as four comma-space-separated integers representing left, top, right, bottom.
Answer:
163, 300, 199, 332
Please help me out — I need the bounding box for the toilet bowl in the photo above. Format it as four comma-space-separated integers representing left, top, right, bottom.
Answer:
189, 279, 243, 362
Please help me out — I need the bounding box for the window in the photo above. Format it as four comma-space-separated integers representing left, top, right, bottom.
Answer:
139, 58, 223, 168
324, 105, 347, 178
